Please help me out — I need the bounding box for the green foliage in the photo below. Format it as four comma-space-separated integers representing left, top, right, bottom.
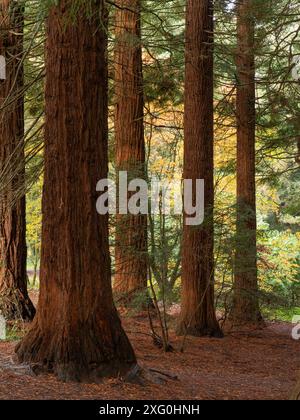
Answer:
262, 307, 300, 322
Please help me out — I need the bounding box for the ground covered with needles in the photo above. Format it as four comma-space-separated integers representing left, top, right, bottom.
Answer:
0, 293, 298, 400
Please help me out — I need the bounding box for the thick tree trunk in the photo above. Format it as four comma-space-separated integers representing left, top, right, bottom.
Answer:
230, 0, 263, 326
0, 1, 35, 321
114, 0, 148, 301
16, 0, 137, 383
177, 0, 222, 337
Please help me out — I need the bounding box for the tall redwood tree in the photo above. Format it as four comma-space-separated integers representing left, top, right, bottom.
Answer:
177, 0, 222, 337
230, 0, 263, 326
16, 0, 136, 382
0, 0, 35, 321
114, 0, 148, 300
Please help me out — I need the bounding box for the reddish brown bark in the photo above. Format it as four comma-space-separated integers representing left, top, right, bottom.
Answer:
15, 0, 136, 382
0, 1, 35, 321
177, 0, 222, 337
114, 0, 148, 300
230, 0, 263, 326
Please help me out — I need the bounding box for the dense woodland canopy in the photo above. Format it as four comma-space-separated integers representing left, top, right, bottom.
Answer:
0, 0, 299, 400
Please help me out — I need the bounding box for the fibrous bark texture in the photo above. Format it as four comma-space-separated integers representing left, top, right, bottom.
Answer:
16, 0, 136, 382
177, 0, 222, 338
0, 0, 35, 321
114, 0, 148, 301
230, 0, 263, 326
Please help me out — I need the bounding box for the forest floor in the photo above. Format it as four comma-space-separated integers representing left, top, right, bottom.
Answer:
0, 291, 298, 400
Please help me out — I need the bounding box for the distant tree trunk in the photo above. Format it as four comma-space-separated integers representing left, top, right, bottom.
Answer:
0, 0, 35, 321
177, 0, 222, 337
16, 0, 136, 382
230, 0, 263, 326
114, 0, 148, 301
